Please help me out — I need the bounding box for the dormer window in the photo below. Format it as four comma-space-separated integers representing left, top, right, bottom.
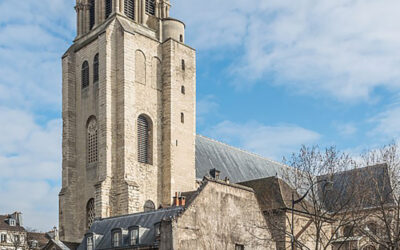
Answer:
9, 219, 16, 226
129, 227, 139, 246
87, 236, 93, 250
154, 223, 161, 238
111, 229, 122, 248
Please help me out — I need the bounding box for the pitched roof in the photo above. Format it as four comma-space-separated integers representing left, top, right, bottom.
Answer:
27, 232, 48, 247
317, 164, 395, 212
195, 135, 290, 183
240, 177, 310, 212
0, 215, 25, 232
77, 207, 184, 250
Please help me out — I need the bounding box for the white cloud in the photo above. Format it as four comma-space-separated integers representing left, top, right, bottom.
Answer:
334, 122, 357, 137
370, 104, 400, 139
204, 120, 321, 160
0, 107, 61, 231
172, 0, 400, 101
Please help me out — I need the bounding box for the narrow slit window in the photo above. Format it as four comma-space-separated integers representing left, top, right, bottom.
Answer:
89, 0, 95, 29
181, 59, 185, 71
93, 54, 99, 83
181, 113, 184, 124
82, 61, 90, 89
124, 0, 135, 20
181, 86, 185, 94
180, 35, 183, 42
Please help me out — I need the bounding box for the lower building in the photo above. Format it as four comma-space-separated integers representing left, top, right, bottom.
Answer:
0, 212, 26, 250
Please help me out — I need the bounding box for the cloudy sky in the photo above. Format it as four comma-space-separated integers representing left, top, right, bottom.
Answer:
1, 0, 400, 231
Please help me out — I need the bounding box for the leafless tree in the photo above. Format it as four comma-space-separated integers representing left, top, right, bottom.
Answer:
275, 145, 367, 250
9, 232, 25, 250
355, 142, 400, 250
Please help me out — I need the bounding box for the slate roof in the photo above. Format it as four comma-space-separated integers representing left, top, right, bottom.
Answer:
0, 215, 25, 232
240, 177, 311, 212
195, 135, 290, 183
317, 164, 395, 212
77, 207, 184, 250
27, 232, 48, 247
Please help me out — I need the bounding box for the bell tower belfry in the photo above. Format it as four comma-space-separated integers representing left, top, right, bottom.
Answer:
60, 0, 196, 243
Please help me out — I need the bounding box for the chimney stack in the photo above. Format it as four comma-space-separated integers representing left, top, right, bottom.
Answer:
12, 212, 23, 227
210, 168, 221, 180
173, 193, 186, 207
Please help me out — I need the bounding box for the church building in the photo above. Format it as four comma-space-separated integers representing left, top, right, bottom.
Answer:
58, 1, 391, 250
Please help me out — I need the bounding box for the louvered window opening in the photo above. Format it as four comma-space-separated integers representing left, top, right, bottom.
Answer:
89, 0, 95, 29
87, 118, 98, 164
82, 61, 89, 89
105, 0, 113, 18
124, 0, 135, 20
93, 54, 99, 83
145, 0, 155, 15
138, 116, 150, 164
87, 199, 95, 229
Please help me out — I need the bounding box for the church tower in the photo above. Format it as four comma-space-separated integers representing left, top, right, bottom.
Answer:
59, 0, 196, 243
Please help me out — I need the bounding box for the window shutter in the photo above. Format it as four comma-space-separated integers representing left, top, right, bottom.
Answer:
105, 0, 112, 18
89, 0, 95, 29
93, 54, 99, 83
138, 116, 149, 163
145, 0, 155, 15
82, 61, 89, 89
124, 0, 135, 20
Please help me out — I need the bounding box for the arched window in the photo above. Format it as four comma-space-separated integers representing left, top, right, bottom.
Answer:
89, 0, 95, 30
144, 200, 155, 212
82, 61, 89, 89
145, 0, 155, 15
137, 115, 152, 164
86, 199, 95, 229
87, 117, 98, 164
93, 54, 99, 83
105, 0, 112, 18
124, 0, 135, 20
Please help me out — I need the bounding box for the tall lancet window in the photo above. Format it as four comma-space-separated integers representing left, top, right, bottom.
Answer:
93, 54, 99, 83
124, 0, 135, 20
86, 199, 95, 229
82, 61, 89, 89
87, 117, 98, 164
89, 0, 95, 30
137, 115, 152, 164
105, 0, 113, 18
145, 0, 155, 15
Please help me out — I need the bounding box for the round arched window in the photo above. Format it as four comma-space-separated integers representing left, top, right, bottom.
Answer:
144, 200, 155, 212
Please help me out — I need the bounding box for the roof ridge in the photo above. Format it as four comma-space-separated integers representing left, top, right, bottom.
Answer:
196, 134, 289, 169
94, 207, 183, 222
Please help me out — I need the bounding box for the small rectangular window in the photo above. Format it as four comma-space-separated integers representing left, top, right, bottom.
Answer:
235, 244, 244, 250
130, 228, 139, 245
112, 232, 120, 247
181, 59, 185, 71
87, 237, 93, 250
1, 234, 6, 243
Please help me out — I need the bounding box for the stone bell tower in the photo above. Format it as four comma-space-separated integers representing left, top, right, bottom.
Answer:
59, 0, 196, 243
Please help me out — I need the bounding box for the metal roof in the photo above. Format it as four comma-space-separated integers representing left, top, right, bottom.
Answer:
195, 135, 291, 183
77, 207, 183, 250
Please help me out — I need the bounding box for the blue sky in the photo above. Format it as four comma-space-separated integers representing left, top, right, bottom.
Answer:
1, 0, 400, 231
